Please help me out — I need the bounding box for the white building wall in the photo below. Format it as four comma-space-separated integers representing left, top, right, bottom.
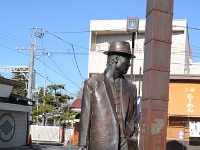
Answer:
190, 63, 200, 74
171, 31, 187, 74
0, 110, 27, 148
88, 19, 189, 77
0, 84, 13, 98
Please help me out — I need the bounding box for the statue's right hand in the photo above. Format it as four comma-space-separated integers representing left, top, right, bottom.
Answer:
77, 146, 87, 150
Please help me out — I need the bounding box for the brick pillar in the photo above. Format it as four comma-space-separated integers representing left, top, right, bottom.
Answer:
139, 0, 174, 150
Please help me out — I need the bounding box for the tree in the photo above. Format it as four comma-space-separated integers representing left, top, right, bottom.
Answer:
46, 84, 73, 108
31, 84, 74, 125
30, 104, 54, 123
47, 84, 64, 96
11, 70, 28, 96
42, 94, 55, 106
60, 109, 75, 122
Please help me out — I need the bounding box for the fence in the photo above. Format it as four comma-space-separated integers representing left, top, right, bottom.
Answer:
30, 125, 60, 142
30, 125, 74, 144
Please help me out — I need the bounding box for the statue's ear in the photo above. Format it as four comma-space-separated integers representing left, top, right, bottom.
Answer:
114, 56, 119, 63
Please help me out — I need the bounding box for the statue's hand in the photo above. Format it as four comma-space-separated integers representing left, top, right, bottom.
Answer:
77, 146, 87, 150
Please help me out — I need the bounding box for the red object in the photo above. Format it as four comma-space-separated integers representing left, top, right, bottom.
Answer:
59, 126, 64, 143
28, 134, 32, 147
70, 99, 82, 108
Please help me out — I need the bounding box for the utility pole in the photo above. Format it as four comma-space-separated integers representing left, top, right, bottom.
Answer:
43, 75, 47, 106
18, 27, 44, 99
44, 76, 47, 96
27, 43, 35, 99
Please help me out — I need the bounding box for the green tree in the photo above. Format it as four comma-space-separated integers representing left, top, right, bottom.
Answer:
47, 84, 64, 96
60, 109, 75, 122
30, 104, 54, 122
31, 84, 75, 124
11, 70, 28, 96
42, 94, 55, 105
46, 84, 73, 108
31, 84, 74, 125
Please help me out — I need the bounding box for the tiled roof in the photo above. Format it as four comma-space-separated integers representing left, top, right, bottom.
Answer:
70, 98, 82, 108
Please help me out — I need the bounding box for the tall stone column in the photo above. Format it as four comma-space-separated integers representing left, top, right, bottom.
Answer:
139, 0, 174, 149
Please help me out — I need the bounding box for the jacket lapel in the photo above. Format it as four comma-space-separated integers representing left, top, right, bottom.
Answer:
103, 74, 131, 120
103, 75, 117, 116
121, 79, 131, 120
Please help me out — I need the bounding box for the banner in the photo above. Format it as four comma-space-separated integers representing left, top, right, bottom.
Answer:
168, 83, 200, 116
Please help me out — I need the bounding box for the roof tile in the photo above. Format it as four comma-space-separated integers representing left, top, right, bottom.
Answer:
70, 98, 82, 108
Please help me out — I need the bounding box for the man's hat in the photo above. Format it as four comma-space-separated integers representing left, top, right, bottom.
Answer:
103, 41, 136, 58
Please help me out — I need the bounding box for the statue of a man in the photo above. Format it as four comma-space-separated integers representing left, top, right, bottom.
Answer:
78, 41, 138, 150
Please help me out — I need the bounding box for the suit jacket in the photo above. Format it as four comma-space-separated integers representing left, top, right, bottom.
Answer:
78, 74, 137, 150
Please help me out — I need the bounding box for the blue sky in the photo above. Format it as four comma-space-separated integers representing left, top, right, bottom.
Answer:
0, 0, 200, 98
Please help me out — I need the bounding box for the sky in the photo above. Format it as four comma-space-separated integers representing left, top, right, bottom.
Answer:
0, 0, 200, 99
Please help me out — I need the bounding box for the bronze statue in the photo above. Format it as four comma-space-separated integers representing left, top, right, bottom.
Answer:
78, 41, 138, 150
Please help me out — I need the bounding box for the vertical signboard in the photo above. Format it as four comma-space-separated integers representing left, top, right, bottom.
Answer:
169, 83, 200, 116
189, 122, 200, 137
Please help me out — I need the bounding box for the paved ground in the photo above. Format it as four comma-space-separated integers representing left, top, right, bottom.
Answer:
0, 143, 78, 150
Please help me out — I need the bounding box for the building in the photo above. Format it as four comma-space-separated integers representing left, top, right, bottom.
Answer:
88, 19, 191, 94
0, 77, 34, 148
70, 98, 82, 113
88, 19, 200, 149
167, 75, 200, 149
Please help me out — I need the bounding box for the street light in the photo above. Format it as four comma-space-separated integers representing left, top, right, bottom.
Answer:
127, 17, 139, 33
126, 17, 139, 81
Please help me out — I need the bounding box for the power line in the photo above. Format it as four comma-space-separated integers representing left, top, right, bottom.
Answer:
44, 28, 127, 34
0, 44, 29, 56
35, 71, 76, 96
43, 24, 200, 34
44, 30, 86, 80
1, 24, 200, 56
173, 25, 200, 31
35, 57, 83, 96
70, 44, 85, 79
44, 30, 89, 50
36, 56, 82, 89
49, 54, 82, 80
45, 51, 89, 55
1, 24, 200, 87
0, 29, 30, 44
48, 56, 82, 88
1, 35, 198, 68
0, 35, 27, 47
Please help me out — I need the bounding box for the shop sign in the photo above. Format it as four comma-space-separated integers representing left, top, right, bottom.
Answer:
178, 130, 184, 139
189, 122, 200, 137
168, 83, 200, 116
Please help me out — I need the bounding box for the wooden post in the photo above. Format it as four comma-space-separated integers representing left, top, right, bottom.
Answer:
139, 0, 174, 149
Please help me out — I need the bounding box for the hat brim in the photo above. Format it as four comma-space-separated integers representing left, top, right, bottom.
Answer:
103, 51, 136, 58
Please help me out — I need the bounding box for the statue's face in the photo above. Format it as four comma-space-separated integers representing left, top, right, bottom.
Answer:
115, 55, 131, 74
